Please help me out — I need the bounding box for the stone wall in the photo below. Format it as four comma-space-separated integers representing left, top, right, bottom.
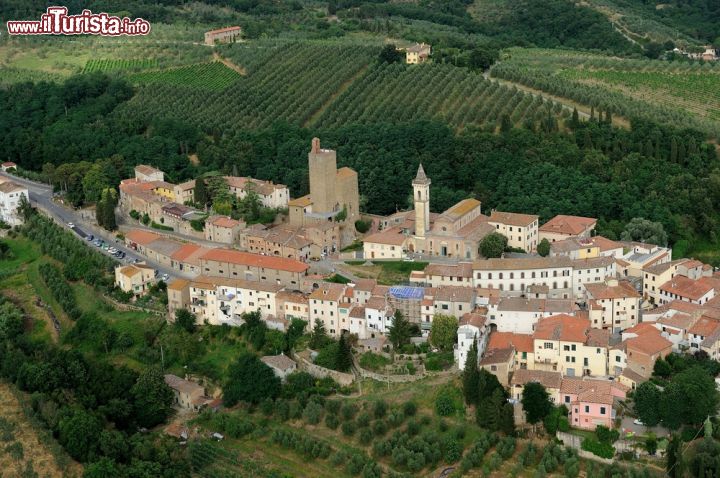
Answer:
292, 351, 355, 386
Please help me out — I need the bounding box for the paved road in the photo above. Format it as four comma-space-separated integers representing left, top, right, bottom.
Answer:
620, 416, 669, 437
0, 171, 193, 281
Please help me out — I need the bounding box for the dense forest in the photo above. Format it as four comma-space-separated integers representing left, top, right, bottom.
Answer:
1, 73, 718, 252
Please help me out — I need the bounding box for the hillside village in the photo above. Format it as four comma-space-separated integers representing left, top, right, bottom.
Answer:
103, 137, 720, 435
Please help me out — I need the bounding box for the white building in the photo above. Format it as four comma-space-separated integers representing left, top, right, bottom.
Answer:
490, 297, 578, 334
584, 279, 641, 332
455, 312, 489, 370
488, 211, 539, 252
571, 256, 617, 300
472, 257, 574, 298
365, 295, 395, 335
0, 180, 28, 226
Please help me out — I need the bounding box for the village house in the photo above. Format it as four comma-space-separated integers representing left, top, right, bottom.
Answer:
170, 243, 210, 275
260, 354, 297, 381
204, 26, 242, 45
224, 176, 289, 209
688, 315, 720, 356
365, 295, 395, 336
428, 286, 477, 323
198, 248, 309, 288
488, 210, 539, 253
550, 235, 624, 260
643, 258, 711, 305
204, 215, 243, 245
485, 331, 534, 370
348, 279, 378, 305
658, 275, 717, 305
164, 374, 212, 411
214, 277, 283, 326
617, 241, 672, 278
114, 263, 155, 297
584, 279, 641, 332
610, 324, 672, 378
173, 179, 196, 205
455, 312, 489, 370
309, 282, 348, 338
276, 290, 310, 323
1, 162, 16, 172
472, 257, 574, 299
539, 215, 597, 243
134, 164, 164, 182
167, 278, 190, 318
0, 180, 28, 226
571, 256, 616, 299
479, 347, 515, 386
245, 226, 313, 261
419, 262, 473, 287
532, 314, 609, 377
124, 229, 163, 255
511, 369, 563, 403
562, 377, 627, 430
405, 43, 431, 64
490, 297, 578, 334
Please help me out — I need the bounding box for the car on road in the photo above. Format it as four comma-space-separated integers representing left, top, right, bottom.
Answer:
85, 235, 93, 241
161, 273, 170, 282
67, 222, 74, 228
633, 419, 644, 426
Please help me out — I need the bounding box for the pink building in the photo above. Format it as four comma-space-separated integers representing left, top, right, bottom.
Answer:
561, 377, 628, 430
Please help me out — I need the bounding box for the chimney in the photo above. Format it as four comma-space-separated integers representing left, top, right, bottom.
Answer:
311, 137, 320, 153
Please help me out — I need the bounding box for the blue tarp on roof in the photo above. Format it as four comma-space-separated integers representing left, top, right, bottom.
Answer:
389, 286, 424, 300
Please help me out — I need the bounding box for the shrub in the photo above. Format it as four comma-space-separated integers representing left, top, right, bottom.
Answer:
325, 413, 339, 430
357, 411, 371, 428
359, 427, 374, 445
581, 438, 614, 459
406, 419, 420, 436
372, 419, 388, 436
341, 402, 358, 420
388, 409, 405, 428
373, 400, 388, 419
442, 437, 462, 463
303, 401, 324, 425
403, 402, 417, 417
341, 421, 357, 437
435, 386, 461, 417
355, 220, 371, 233
129, 210, 140, 220
325, 400, 341, 415
424, 352, 454, 371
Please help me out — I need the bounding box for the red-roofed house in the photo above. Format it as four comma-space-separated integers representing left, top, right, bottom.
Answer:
487, 331, 534, 370
561, 377, 627, 430
205, 215, 243, 244
532, 314, 608, 376
539, 215, 597, 243
659, 276, 716, 305
585, 279, 641, 332
204, 26, 242, 45
199, 248, 309, 288
455, 311, 489, 370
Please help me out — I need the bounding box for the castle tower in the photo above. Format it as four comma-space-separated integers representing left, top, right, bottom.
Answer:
308, 137, 337, 214
412, 164, 431, 238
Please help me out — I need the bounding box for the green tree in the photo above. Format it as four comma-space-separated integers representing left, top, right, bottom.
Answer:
521, 382, 553, 425
479, 232, 508, 258
336, 333, 353, 372
131, 367, 174, 428
537, 238, 551, 257
174, 309, 197, 334
468, 47, 499, 71
645, 433, 657, 455
82, 164, 110, 204
634, 381, 662, 426
58, 409, 102, 462
620, 217, 668, 246
194, 178, 208, 207
224, 352, 280, 406
661, 366, 719, 429
666, 434, 681, 478
285, 318, 307, 352
309, 320, 331, 350
653, 357, 672, 378
379, 44, 402, 64
387, 310, 412, 350
429, 314, 458, 352
83, 458, 121, 478
462, 339, 480, 406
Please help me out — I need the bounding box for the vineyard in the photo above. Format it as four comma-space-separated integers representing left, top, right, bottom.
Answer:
490, 48, 720, 137
128, 62, 242, 90
114, 41, 568, 133
83, 58, 158, 73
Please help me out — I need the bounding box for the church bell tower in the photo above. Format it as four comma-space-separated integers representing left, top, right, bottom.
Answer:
412, 164, 431, 238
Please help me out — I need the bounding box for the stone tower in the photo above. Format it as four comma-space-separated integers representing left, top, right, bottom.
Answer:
308, 137, 337, 214
413, 164, 431, 238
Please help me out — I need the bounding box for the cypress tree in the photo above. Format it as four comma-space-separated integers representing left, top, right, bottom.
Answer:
462, 339, 480, 406
95, 197, 106, 229
605, 110, 612, 124
194, 178, 208, 207
590, 106, 595, 122
670, 137, 678, 163
571, 108, 579, 128
336, 333, 353, 372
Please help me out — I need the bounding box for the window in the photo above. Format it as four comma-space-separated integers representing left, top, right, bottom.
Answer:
571, 344, 576, 351
600, 407, 606, 415
521, 352, 527, 359
584, 358, 588, 366
563, 345, 570, 351
544, 342, 553, 349
491, 365, 497, 371
615, 355, 621, 362
584, 406, 590, 413
565, 396, 570, 403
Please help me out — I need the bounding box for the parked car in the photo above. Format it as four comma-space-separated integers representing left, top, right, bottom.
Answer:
633, 419, 644, 426
67, 222, 74, 228
161, 273, 170, 282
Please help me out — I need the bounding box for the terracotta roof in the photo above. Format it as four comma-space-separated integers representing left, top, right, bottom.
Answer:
209, 216, 241, 229
497, 297, 576, 314
425, 262, 473, 278
288, 195, 312, 208
511, 369, 562, 389
168, 278, 190, 291
620, 368, 645, 384
433, 286, 476, 303
164, 374, 203, 395
174, 179, 195, 191
260, 354, 296, 372
584, 280, 640, 300
200, 248, 309, 273
206, 26, 241, 35
488, 331, 534, 353
443, 198, 481, 219
473, 257, 573, 271
489, 210, 538, 227
688, 316, 720, 338
406, 43, 431, 53
571, 256, 615, 269
623, 322, 661, 336
587, 328, 611, 347
125, 229, 162, 246
365, 295, 388, 311
625, 333, 672, 355
459, 312, 486, 329
192, 275, 284, 293
561, 377, 617, 405
591, 236, 623, 252
660, 276, 715, 301
0, 181, 26, 194
540, 215, 597, 236
309, 283, 346, 302
135, 164, 162, 176
480, 347, 514, 365
336, 167, 357, 179
1, 162, 16, 167
146, 238, 182, 257
657, 312, 696, 330
117, 264, 152, 278
277, 290, 308, 304
171, 244, 202, 262
644, 258, 690, 275
352, 279, 377, 292
533, 314, 589, 343
363, 227, 408, 246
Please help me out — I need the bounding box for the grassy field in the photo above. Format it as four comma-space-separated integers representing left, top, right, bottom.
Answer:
341, 260, 429, 285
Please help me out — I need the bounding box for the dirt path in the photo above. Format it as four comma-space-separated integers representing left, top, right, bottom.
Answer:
0, 383, 82, 477
212, 51, 246, 75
